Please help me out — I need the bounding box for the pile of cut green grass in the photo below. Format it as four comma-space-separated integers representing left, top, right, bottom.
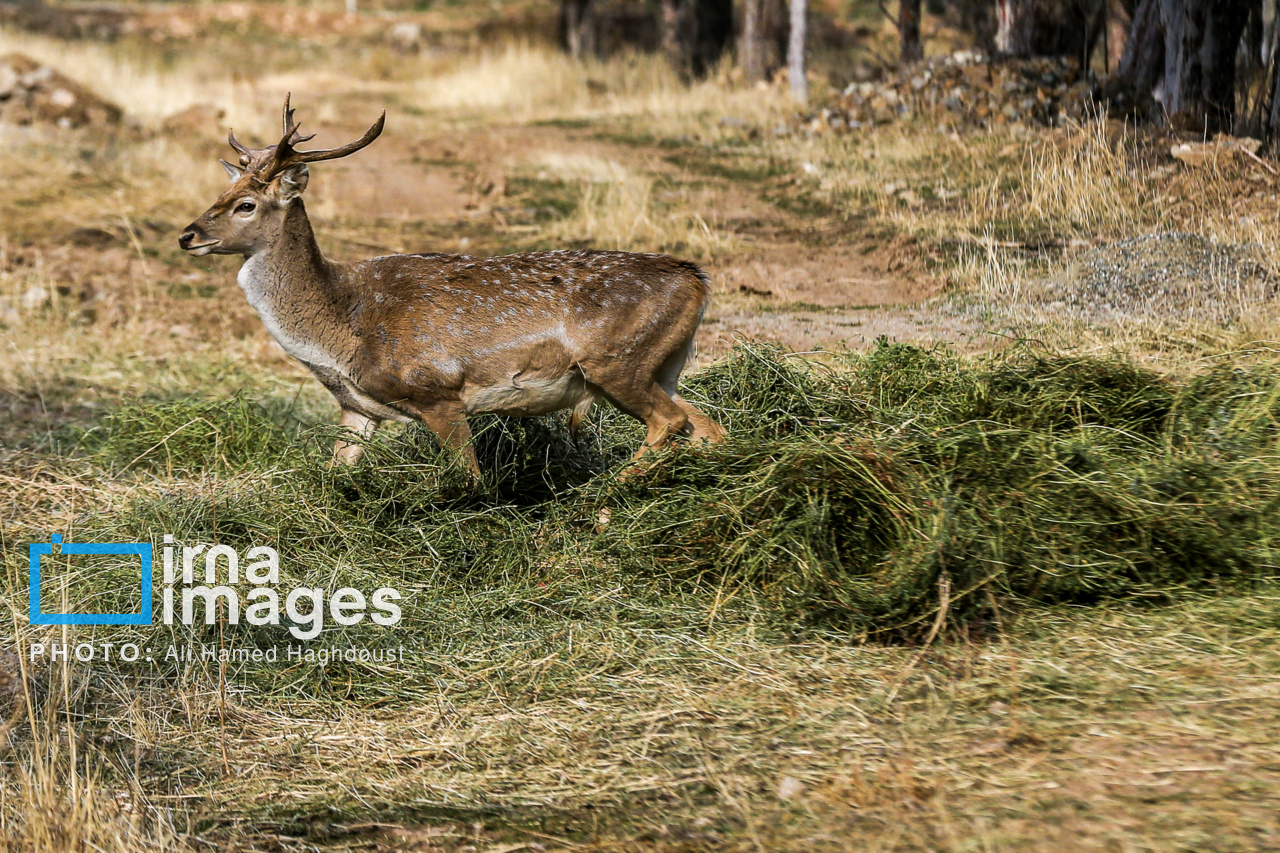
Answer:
25, 342, 1280, 696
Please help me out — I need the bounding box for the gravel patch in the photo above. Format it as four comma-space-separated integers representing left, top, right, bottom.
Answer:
1030, 232, 1279, 323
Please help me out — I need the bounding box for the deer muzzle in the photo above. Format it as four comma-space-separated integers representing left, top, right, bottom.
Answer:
178, 226, 220, 256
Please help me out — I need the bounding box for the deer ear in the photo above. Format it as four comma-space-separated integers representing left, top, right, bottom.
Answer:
219, 159, 243, 182
275, 163, 309, 201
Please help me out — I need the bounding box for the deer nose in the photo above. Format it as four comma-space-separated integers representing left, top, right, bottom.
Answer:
178, 230, 197, 249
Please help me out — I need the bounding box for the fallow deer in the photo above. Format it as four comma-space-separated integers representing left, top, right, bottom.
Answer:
179, 97, 725, 477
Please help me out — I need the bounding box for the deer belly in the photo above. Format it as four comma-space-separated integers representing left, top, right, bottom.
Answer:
461, 372, 590, 417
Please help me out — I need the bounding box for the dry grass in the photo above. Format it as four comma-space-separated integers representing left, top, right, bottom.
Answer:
0, 27, 261, 128
0, 622, 190, 853
417, 40, 791, 129
2, 9, 1280, 851
553, 172, 735, 259
3, 594, 1277, 851
778, 115, 1280, 357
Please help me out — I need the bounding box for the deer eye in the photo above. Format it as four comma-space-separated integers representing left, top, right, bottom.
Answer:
235, 200, 256, 214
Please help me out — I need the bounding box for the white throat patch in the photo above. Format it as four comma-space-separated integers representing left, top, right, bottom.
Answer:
236, 255, 344, 373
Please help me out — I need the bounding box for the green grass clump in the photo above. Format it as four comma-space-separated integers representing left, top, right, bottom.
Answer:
80, 393, 309, 476
599, 343, 1279, 634
24, 342, 1279, 696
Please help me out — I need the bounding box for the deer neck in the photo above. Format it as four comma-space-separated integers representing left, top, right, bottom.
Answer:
237, 201, 357, 373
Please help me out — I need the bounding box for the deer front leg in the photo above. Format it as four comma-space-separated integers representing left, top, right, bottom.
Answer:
333, 409, 380, 465
409, 400, 481, 481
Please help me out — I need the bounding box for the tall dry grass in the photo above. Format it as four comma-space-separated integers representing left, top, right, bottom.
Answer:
0, 27, 261, 127
0, 619, 189, 852
531, 152, 734, 259
417, 41, 790, 128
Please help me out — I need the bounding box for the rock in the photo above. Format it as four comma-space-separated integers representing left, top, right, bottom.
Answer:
0, 53, 123, 129
160, 103, 226, 137
1172, 135, 1264, 168
823, 54, 1083, 133
48, 87, 75, 108
21, 286, 49, 311
0, 63, 16, 99
1171, 142, 1210, 167
1033, 232, 1279, 323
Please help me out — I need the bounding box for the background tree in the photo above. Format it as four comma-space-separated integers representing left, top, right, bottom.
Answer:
560, 0, 601, 59
899, 0, 924, 64
993, 0, 1093, 59
738, 0, 788, 82
1111, 0, 1251, 133
659, 0, 733, 77
788, 0, 807, 100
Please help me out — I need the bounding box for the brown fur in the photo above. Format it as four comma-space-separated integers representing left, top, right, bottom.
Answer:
179, 99, 725, 477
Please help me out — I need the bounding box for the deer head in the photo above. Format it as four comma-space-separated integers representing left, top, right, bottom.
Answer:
178, 95, 385, 257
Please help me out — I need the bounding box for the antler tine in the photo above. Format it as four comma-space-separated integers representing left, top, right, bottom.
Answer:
227, 129, 251, 157
281, 92, 293, 137
280, 111, 386, 165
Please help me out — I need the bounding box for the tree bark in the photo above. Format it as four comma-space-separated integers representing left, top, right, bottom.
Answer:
1198, 0, 1249, 132
1160, 0, 1249, 133
660, 0, 684, 68
899, 0, 924, 64
1105, 0, 1132, 71
661, 0, 733, 78
741, 0, 766, 81
560, 0, 600, 59
1268, 14, 1280, 139
695, 0, 734, 76
788, 0, 807, 101
995, 0, 1094, 59
1112, 0, 1250, 134
995, 0, 1035, 56
739, 0, 787, 82
1113, 0, 1164, 95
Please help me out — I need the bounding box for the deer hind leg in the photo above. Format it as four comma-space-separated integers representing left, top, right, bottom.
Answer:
408, 399, 481, 481
333, 409, 380, 466
597, 382, 690, 461
656, 337, 726, 446
672, 394, 726, 444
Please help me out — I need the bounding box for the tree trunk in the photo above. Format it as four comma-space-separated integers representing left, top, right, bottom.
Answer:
1268, 14, 1280, 139
662, 0, 733, 78
1113, 0, 1164, 94
739, 0, 787, 82
1105, 0, 1132, 71
1160, 0, 1249, 133
1112, 0, 1250, 134
560, 0, 600, 59
995, 0, 1035, 56
899, 0, 924, 64
695, 0, 734, 76
995, 0, 1094, 59
740, 0, 766, 81
1198, 0, 1250, 132
665, 0, 686, 68
788, 0, 807, 101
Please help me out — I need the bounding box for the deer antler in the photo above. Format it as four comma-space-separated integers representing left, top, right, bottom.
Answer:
227, 129, 252, 165
266, 94, 384, 177
280, 93, 316, 146
226, 95, 385, 180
